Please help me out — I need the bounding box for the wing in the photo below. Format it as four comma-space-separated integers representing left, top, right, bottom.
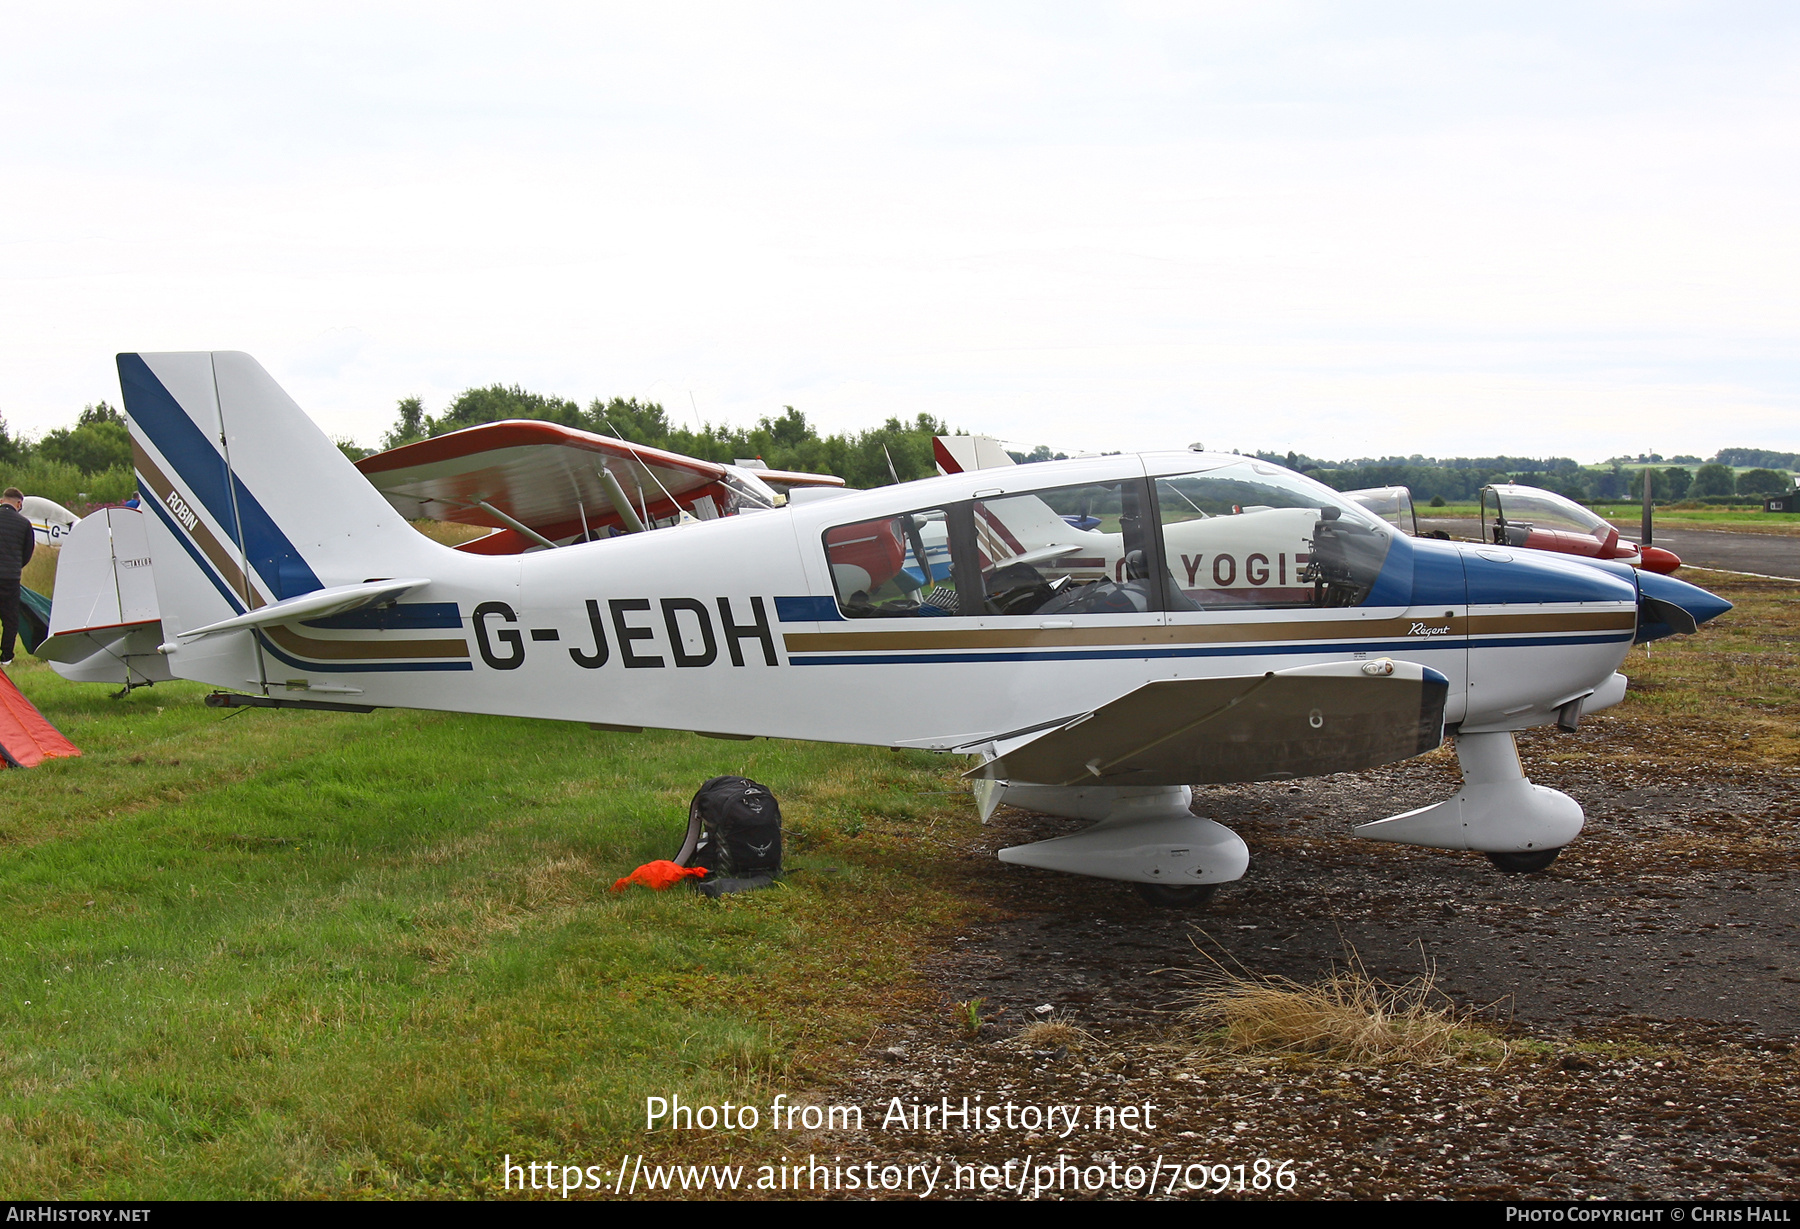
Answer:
356, 421, 740, 549
743, 467, 846, 495
972, 659, 1448, 788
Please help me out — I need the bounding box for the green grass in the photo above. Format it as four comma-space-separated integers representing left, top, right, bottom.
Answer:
1596, 507, 1800, 535
0, 661, 981, 1197
1417, 503, 1800, 536
1598, 569, 1800, 768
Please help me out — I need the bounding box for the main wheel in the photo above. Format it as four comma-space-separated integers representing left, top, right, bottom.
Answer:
1133, 882, 1218, 908
1485, 848, 1562, 874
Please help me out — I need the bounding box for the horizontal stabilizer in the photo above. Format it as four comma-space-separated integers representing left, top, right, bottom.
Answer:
178, 578, 433, 640
972, 658, 1447, 788
37, 623, 140, 663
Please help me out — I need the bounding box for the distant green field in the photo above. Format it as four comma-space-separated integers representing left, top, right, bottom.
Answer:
0, 662, 978, 1197
1596, 507, 1800, 535
1414, 503, 1799, 536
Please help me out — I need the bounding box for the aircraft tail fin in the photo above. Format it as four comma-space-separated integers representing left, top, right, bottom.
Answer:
118, 352, 445, 685
933, 434, 1016, 476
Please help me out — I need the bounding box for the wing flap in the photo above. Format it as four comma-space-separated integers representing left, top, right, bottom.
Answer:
973, 659, 1448, 787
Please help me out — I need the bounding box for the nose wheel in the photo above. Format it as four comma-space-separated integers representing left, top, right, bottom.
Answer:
1485, 848, 1562, 873
1133, 882, 1218, 908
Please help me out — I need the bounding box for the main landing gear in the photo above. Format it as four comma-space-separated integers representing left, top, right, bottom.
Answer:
984, 783, 1249, 907
1354, 730, 1582, 872
1485, 848, 1562, 874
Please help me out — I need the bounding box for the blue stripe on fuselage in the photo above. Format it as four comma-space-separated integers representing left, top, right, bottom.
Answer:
303, 603, 463, 630
254, 633, 474, 674
775, 595, 845, 622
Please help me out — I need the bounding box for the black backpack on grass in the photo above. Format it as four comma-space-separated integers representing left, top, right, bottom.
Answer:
676, 776, 782, 895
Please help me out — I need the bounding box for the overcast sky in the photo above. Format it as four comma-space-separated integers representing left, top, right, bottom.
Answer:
3, 3, 1796, 462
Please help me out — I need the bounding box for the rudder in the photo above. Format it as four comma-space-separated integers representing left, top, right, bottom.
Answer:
118, 352, 445, 687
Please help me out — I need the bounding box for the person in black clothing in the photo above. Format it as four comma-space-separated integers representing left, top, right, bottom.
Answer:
0, 487, 35, 666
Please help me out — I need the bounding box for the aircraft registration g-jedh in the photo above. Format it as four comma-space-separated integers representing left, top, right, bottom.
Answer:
117, 352, 1731, 905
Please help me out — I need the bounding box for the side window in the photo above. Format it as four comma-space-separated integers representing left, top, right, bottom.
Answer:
1157, 464, 1390, 609
972, 480, 1157, 616
825, 508, 960, 618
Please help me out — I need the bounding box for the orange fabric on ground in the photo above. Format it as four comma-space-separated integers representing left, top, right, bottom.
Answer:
611, 860, 707, 893
0, 671, 80, 768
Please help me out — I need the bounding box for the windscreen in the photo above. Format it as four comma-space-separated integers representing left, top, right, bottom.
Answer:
1157, 461, 1392, 609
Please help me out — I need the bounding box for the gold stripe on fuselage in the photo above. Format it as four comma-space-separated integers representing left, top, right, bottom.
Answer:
782, 609, 1635, 654
263, 624, 470, 661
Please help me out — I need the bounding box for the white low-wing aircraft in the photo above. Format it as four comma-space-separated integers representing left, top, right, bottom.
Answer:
118, 353, 1731, 905
23, 496, 81, 548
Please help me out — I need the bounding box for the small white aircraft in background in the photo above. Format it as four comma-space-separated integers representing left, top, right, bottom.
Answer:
23, 496, 80, 548
113, 353, 1730, 905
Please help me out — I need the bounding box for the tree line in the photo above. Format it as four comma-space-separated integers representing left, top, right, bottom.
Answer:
373, 384, 962, 490
1, 383, 1791, 514
0, 402, 137, 508
1261, 451, 1793, 504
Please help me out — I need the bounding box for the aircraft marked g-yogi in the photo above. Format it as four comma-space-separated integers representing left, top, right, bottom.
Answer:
119, 353, 1731, 905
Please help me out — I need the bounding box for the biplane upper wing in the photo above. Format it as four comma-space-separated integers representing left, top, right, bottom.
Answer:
971, 659, 1448, 788
747, 467, 848, 495
354, 421, 757, 551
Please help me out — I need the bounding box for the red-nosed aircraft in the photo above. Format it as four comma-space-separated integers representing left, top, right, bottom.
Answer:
1481, 483, 1681, 574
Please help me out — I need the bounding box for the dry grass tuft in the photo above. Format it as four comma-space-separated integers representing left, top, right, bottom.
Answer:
1183, 950, 1491, 1066
1015, 1016, 1094, 1051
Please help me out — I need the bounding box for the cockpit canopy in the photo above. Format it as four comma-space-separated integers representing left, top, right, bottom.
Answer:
823, 457, 1395, 619
1482, 483, 1615, 553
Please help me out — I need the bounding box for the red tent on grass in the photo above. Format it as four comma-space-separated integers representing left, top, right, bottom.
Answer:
0, 671, 80, 768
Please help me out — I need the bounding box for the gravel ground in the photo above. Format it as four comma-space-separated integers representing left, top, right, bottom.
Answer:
802, 718, 1800, 1200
